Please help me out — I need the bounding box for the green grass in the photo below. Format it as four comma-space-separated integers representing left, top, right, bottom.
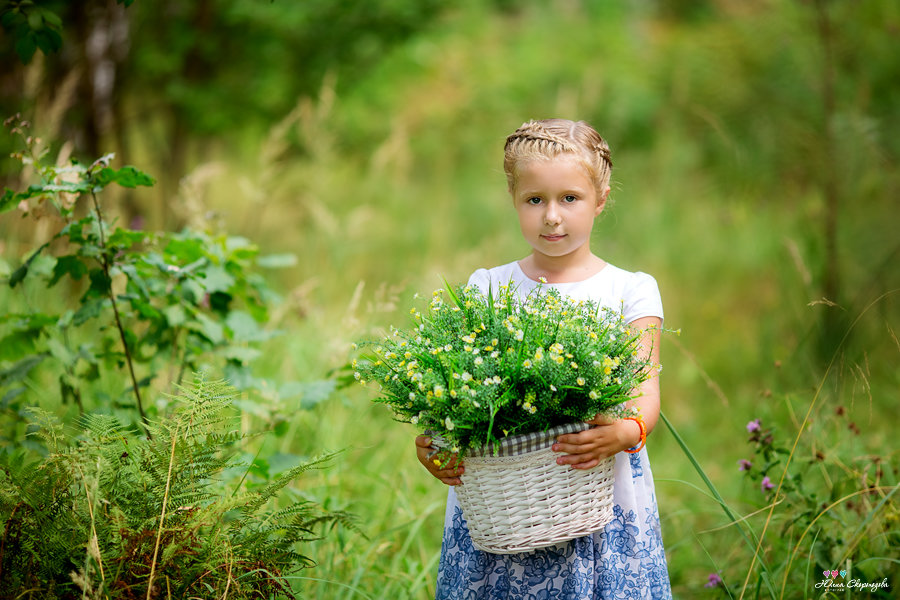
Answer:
2, 1, 898, 597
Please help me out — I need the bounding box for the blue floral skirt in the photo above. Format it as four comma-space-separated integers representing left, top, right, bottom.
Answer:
435, 449, 672, 600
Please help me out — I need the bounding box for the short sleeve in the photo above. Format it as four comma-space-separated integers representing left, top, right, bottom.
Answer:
466, 268, 492, 294
623, 272, 664, 325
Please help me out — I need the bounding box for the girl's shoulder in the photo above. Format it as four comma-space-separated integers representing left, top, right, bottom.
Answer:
466, 261, 521, 291
594, 264, 663, 324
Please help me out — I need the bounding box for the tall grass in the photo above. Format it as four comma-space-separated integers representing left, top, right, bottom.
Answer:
3, 1, 898, 597
178, 3, 900, 596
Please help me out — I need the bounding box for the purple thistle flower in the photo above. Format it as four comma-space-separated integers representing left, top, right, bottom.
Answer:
761, 475, 774, 492
738, 459, 752, 471
746, 419, 761, 433
704, 573, 723, 588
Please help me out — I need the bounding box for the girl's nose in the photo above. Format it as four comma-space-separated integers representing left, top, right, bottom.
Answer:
544, 202, 561, 225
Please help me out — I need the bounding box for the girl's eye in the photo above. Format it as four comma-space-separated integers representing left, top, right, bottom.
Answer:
527, 197, 542, 205
563, 195, 577, 203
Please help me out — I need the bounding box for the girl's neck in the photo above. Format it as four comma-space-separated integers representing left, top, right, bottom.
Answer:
518, 251, 607, 284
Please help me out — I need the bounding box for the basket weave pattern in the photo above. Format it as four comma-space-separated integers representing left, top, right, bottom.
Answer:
455, 447, 615, 554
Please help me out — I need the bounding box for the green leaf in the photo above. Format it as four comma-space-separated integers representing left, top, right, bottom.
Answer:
8, 264, 28, 288
73, 298, 105, 326
1, 387, 27, 409
1, 188, 18, 214
0, 355, 47, 387
8, 242, 50, 288
88, 269, 112, 296
163, 238, 205, 263
39, 8, 63, 28
14, 31, 37, 63
92, 166, 155, 189
163, 304, 187, 327
46, 337, 75, 365
129, 297, 160, 320
225, 310, 271, 342
200, 265, 235, 293
48, 255, 88, 287
40, 181, 90, 194
107, 228, 148, 248
0, 331, 38, 361
35, 27, 62, 55
222, 346, 262, 364
193, 313, 224, 344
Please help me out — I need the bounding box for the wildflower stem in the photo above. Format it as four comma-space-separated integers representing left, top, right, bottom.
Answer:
771, 289, 899, 600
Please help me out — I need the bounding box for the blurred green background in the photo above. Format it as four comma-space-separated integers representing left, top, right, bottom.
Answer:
2, 0, 898, 597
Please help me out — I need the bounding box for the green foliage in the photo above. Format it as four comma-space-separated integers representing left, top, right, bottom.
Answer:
355, 283, 651, 455
0, 0, 63, 63
0, 375, 356, 600
673, 410, 900, 599
0, 118, 298, 440
0, 0, 133, 64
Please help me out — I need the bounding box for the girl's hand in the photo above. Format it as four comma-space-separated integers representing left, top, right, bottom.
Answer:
551, 415, 642, 469
415, 435, 464, 486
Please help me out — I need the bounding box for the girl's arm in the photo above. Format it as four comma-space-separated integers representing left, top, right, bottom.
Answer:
552, 315, 662, 469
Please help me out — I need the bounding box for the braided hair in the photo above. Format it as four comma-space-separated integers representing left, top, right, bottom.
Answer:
503, 119, 612, 195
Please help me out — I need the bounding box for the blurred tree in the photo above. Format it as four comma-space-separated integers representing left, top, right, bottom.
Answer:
1, 0, 448, 222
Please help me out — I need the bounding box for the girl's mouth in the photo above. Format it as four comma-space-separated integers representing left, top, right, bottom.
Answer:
541, 234, 566, 242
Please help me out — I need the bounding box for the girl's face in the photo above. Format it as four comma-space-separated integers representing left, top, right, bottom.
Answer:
512, 155, 608, 262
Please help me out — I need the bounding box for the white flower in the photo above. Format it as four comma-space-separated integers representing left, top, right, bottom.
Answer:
408, 392, 415, 400
515, 329, 524, 341
445, 417, 455, 431
550, 384, 557, 392
474, 357, 484, 366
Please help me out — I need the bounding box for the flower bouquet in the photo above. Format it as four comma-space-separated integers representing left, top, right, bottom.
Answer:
353, 282, 656, 552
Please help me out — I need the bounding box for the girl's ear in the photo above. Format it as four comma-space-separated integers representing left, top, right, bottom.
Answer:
595, 186, 611, 216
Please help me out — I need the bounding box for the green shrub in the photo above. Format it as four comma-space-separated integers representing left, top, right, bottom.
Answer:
0, 376, 355, 599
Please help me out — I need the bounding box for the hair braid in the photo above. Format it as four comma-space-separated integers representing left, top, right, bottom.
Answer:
504, 120, 574, 154
503, 118, 613, 194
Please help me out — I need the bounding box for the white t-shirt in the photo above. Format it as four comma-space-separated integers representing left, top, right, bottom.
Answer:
467, 260, 663, 325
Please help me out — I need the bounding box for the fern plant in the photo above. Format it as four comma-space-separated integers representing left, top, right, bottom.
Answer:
0, 376, 354, 599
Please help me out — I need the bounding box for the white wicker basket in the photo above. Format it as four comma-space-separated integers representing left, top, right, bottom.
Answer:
451, 423, 615, 554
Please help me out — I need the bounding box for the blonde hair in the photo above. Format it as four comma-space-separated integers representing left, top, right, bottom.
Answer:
503, 119, 612, 194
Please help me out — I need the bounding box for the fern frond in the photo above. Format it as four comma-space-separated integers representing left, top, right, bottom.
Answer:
0, 374, 353, 599
242, 451, 342, 514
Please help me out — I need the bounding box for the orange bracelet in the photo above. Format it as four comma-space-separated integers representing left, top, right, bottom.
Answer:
623, 416, 646, 453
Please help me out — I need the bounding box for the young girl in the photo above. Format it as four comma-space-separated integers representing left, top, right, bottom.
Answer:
415, 119, 672, 599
